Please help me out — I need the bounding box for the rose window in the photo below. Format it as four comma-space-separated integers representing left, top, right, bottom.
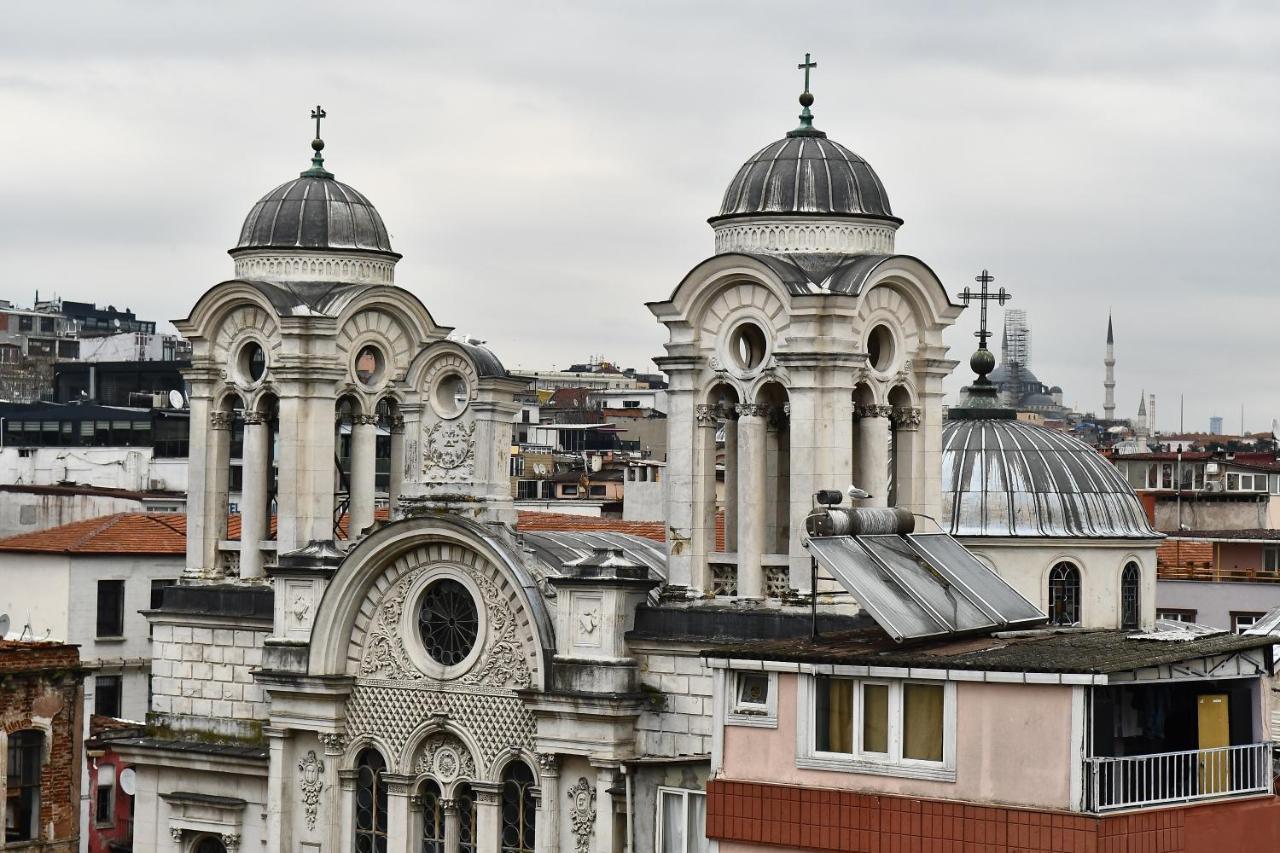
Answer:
417, 579, 479, 666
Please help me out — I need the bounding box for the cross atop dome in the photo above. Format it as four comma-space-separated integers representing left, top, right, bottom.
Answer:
303, 104, 333, 178
788, 52, 826, 138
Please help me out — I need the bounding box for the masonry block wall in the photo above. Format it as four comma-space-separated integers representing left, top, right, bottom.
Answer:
150, 623, 269, 729
0, 641, 84, 853
707, 780, 1280, 853
635, 649, 714, 756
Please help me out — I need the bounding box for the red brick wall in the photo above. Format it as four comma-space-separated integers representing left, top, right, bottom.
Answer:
707, 779, 1280, 853
0, 642, 84, 852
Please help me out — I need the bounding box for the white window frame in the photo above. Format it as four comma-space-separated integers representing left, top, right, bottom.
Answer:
795, 675, 956, 781
655, 787, 708, 853
1265, 546, 1280, 573
725, 671, 777, 728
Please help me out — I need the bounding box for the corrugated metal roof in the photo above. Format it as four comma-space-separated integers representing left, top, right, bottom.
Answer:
942, 419, 1161, 539
234, 174, 395, 255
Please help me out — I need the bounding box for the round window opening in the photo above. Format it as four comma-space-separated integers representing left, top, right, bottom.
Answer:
239, 342, 267, 384
354, 344, 385, 386
417, 579, 479, 667
866, 324, 896, 373
433, 372, 470, 418
729, 322, 769, 371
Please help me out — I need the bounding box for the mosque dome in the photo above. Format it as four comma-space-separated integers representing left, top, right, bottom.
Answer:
941, 418, 1160, 539
710, 76, 901, 257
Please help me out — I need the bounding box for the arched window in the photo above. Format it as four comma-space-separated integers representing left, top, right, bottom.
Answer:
421, 780, 444, 853
500, 761, 537, 853
1120, 562, 1141, 630
354, 748, 388, 853
456, 782, 477, 853
6, 730, 43, 842
1048, 562, 1082, 626
195, 837, 228, 853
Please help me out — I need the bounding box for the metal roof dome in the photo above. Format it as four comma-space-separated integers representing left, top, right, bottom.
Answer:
233, 173, 395, 256
713, 135, 897, 223
941, 418, 1160, 539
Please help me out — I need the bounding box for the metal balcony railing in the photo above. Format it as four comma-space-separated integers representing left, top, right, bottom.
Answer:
1085, 742, 1273, 812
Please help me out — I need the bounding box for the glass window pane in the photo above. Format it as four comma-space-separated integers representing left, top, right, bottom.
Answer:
903, 683, 945, 761
660, 791, 683, 853
861, 683, 889, 754
814, 677, 853, 753
687, 792, 707, 853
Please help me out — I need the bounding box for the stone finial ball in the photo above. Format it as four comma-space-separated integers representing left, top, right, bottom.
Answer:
799, 92, 815, 107
312, 138, 325, 151
970, 347, 996, 376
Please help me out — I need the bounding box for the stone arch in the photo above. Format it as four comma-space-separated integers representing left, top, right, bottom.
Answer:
487, 747, 540, 787
308, 516, 552, 690
341, 733, 397, 772
403, 721, 484, 786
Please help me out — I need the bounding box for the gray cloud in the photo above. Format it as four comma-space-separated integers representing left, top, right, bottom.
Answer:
3, 0, 1278, 431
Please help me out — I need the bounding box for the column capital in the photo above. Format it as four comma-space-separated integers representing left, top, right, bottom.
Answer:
891, 406, 922, 430
242, 411, 267, 426
735, 402, 770, 419
352, 413, 379, 426
389, 415, 406, 433
536, 752, 562, 776
209, 411, 234, 430
319, 731, 347, 756
382, 772, 415, 796
694, 404, 717, 426
470, 780, 503, 804
853, 403, 893, 420
220, 834, 240, 852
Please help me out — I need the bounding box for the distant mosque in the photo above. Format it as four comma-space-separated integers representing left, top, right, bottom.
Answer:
988, 308, 1069, 418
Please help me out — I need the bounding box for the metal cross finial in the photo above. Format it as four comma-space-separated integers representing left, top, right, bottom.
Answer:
958, 269, 1011, 351
311, 105, 326, 140
798, 53, 817, 94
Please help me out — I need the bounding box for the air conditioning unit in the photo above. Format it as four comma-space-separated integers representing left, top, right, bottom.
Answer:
1205, 480, 1225, 493
149, 478, 166, 491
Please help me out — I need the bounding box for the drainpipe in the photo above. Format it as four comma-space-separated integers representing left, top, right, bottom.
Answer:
623, 763, 634, 853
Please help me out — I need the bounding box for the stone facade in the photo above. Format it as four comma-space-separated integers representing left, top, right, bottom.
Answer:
634, 648, 716, 757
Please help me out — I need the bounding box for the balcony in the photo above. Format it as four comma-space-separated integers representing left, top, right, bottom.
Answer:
1085, 742, 1274, 812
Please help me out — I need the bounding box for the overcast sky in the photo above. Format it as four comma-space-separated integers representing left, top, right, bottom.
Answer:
3, 1, 1278, 431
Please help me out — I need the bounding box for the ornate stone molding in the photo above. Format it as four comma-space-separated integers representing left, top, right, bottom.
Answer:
421, 420, 477, 483
169, 827, 184, 843
221, 833, 240, 852
209, 411, 234, 431
353, 413, 379, 426
694, 404, 717, 426
712, 218, 897, 256
297, 750, 324, 831
537, 752, 561, 776
389, 415, 406, 434
319, 732, 347, 756
853, 403, 894, 420
891, 406, 922, 430
413, 732, 477, 783
242, 411, 266, 426
232, 250, 396, 285
734, 402, 771, 419
566, 776, 597, 853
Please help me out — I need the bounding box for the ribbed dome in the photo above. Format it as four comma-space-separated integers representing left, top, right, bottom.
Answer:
941, 419, 1159, 539
234, 173, 395, 256
714, 135, 898, 223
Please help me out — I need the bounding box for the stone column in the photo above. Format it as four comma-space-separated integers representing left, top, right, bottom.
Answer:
691, 406, 719, 594
659, 378, 697, 589
387, 415, 405, 519
348, 413, 379, 538
592, 766, 619, 853
735, 403, 769, 600
535, 754, 561, 853
384, 773, 415, 853
189, 406, 233, 576
320, 733, 347, 853
891, 407, 922, 512
276, 390, 339, 553
442, 798, 460, 853
239, 411, 270, 579
854, 405, 892, 508
263, 727, 289, 853
472, 781, 503, 853
722, 414, 738, 553
337, 769, 358, 853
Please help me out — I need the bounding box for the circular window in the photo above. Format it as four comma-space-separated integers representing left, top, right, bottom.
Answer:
417, 579, 479, 666
354, 344, 385, 387
238, 341, 267, 384
432, 372, 470, 419
728, 322, 769, 371
866, 324, 896, 373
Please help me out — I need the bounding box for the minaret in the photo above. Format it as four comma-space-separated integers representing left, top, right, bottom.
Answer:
1136, 391, 1147, 438
1103, 314, 1116, 420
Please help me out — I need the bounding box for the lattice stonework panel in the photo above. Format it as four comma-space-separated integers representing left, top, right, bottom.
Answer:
764, 565, 790, 599
344, 683, 536, 773
710, 564, 737, 597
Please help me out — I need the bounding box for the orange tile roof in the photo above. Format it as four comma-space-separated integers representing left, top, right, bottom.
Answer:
515, 510, 665, 542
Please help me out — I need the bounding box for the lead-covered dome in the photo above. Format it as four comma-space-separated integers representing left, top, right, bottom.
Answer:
942, 418, 1160, 539
714, 135, 897, 223
234, 173, 395, 255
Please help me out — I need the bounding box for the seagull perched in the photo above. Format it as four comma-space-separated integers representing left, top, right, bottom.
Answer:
847, 485, 873, 501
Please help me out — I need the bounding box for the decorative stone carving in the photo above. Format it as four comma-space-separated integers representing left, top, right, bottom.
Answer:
853, 403, 894, 420
422, 420, 477, 482
708, 354, 723, 372
209, 411, 234, 430
734, 402, 770, 419
566, 776, 597, 853
712, 219, 897, 256
536, 752, 561, 776
694, 404, 716, 426
892, 406, 922, 430
319, 732, 347, 755
297, 750, 324, 831
353, 413, 379, 426
404, 439, 418, 478
389, 415, 406, 434
413, 732, 477, 782
221, 833, 240, 851
241, 410, 266, 426
169, 827, 184, 842
234, 252, 396, 285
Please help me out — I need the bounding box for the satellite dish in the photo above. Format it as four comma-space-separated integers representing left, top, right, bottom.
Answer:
168, 389, 185, 409
0, 613, 9, 638
119, 768, 136, 796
